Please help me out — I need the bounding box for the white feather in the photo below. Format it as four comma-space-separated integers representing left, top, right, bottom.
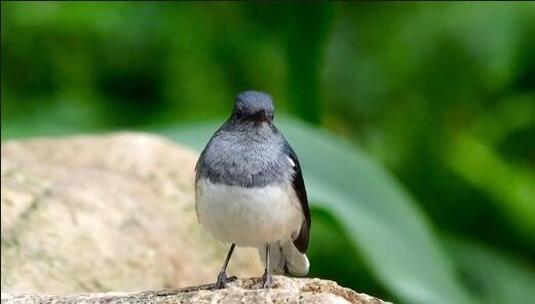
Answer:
258, 241, 310, 276
287, 156, 295, 167
195, 179, 303, 247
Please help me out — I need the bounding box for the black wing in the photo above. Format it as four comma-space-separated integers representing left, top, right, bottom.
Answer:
284, 142, 311, 254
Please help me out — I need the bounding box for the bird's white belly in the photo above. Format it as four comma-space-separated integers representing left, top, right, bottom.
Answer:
195, 179, 302, 247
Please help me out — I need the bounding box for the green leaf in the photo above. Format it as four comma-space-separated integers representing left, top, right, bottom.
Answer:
155, 117, 474, 304
447, 133, 535, 240
445, 237, 535, 304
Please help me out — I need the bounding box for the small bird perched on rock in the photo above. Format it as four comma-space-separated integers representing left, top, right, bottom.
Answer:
195, 91, 311, 289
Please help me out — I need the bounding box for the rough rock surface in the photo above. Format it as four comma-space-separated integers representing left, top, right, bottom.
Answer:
1, 133, 389, 303
1, 133, 262, 294
1, 276, 389, 304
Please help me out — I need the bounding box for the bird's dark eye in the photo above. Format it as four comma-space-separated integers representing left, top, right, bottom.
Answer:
235, 110, 243, 120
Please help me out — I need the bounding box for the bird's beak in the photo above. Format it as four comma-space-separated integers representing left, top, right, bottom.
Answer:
251, 110, 268, 122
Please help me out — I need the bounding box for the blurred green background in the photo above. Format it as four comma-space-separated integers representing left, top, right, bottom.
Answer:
2, 2, 535, 304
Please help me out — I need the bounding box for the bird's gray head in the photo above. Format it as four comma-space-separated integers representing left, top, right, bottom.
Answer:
232, 91, 274, 123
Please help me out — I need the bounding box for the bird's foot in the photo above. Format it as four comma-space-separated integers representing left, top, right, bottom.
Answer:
261, 271, 273, 288
215, 271, 237, 289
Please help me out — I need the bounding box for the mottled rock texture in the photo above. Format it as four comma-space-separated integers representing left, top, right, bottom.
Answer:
0, 133, 388, 303
1, 133, 261, 294
1, 276, 388, 304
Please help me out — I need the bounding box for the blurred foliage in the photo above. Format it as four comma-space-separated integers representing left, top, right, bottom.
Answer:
2, 2, 535, 304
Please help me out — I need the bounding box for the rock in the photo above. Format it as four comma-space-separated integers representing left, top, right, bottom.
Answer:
0, 276, 389, 304
1, 133, 262, 294
1, 133, 389, 304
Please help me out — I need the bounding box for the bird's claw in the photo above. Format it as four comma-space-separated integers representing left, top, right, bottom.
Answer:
215, 271, 236, 289
261, 271, 273, 288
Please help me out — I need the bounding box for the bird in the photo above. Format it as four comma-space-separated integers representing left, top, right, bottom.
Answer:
194, 91, 311, 289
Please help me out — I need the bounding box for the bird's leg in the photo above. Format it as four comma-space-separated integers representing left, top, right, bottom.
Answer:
262, 244, 273, 288
215, 243, 236, 289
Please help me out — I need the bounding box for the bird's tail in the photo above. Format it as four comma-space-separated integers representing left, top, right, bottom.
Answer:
258, 240, 309, 276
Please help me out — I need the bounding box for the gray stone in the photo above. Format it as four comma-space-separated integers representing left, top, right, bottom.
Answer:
0, 133, 389, 303
1, 276, 389, 303
1, 133, 261, 294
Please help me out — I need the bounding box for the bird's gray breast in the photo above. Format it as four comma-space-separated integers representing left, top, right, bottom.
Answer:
197, 127, 293, 188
